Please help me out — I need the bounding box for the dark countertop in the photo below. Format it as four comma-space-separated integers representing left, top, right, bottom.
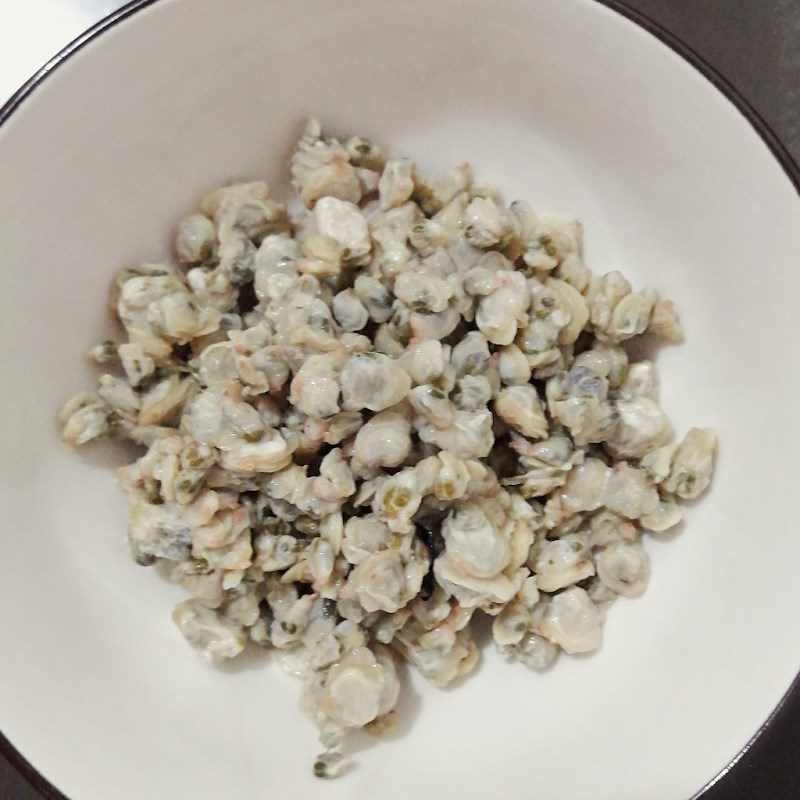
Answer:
2, 1, 799, 798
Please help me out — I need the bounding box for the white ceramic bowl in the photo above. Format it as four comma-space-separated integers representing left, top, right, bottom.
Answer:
2, 1, 800, 798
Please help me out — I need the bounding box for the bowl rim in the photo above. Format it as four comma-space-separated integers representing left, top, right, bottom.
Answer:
1, 1, 799, 798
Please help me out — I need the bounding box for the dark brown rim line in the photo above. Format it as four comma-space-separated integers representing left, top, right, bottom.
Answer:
0, 0, 158, 128
1, 1, 799, 799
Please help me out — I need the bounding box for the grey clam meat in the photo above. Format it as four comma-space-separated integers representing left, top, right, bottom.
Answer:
59, 118, 717, 776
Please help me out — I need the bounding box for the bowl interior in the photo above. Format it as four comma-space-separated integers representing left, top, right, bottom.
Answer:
2, 1, 800, 799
